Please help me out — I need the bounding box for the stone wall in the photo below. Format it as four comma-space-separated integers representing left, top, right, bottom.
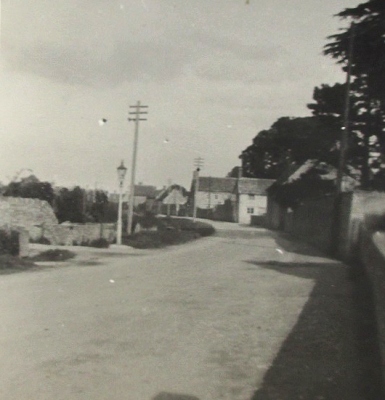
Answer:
32, 223, 117, 246
359, 228, 385, 385
266, 191, 385, 260
0, 196, 58, 231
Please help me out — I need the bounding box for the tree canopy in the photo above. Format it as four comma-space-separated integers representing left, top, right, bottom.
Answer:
3, 175, 54, 205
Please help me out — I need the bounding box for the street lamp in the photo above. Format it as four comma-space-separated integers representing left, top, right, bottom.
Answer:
116, 161, 127, 245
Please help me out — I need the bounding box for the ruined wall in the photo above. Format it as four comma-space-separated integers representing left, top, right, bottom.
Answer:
32, 223, 117, 246
0, 196, 58, 231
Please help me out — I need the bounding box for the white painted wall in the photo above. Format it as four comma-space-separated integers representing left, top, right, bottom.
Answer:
238, 194, 267, 224
196, 191, 235, 209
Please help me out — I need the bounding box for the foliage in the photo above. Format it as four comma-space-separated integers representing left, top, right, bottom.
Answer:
3, 175, 54, 205
240, 116, 339, 179
29, 236, 51, 245
122, 230, 198, 249
269, 167, 336, 208
89, 190, 109, 222
55, 186, 86, 223
138, 211, 159, 230
88, 238, 109, 248
0, 255, 36, 273
158, 217, 215, 237
0, 229, 20, 256
324, 0, 385, 188
227, 166, 242, 178
29, 249, 76, 262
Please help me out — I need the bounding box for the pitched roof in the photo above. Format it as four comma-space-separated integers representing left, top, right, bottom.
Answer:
237, 178, 275, 195
197, 177, 237, 193
156, 184, 188, 201
133, 185, 157, 198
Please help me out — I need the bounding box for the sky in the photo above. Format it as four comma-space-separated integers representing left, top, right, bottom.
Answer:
0, 0, 359, 192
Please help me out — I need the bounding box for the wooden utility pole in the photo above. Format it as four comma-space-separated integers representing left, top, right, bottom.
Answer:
332, 22, 355, 255
193, 157, 204, 222
336, 23, 355, 195
127, 101, 148, 235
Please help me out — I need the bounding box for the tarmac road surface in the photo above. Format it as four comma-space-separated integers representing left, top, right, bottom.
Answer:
0, 227, 381, 400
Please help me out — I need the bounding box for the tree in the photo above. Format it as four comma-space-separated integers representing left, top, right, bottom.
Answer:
240, 116, 338, 179
227, 166, 242, 178
324, 0, 385, 188
90, 190, 109, 222
3, 175, 54, 205
55, 186, 86, 223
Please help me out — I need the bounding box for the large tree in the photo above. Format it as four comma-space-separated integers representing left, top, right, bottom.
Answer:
324, 0, 385, 188
240, 116, 338, 179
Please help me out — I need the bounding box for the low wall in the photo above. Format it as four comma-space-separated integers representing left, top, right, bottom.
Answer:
31, 223, 117, 245
359, 227, 385, 384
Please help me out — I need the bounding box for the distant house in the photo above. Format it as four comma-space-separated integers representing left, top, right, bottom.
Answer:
236, 178, 275, 224
190, 177, 237, 220
189, 175, 274, 223
155, 184, 188, 216
109, 184, 157, 212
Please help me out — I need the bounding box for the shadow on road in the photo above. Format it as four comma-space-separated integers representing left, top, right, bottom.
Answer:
152, 392, 200, 400
245, 259, 384, 400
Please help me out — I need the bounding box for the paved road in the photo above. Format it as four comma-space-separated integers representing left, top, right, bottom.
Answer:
0, 228, 381, 399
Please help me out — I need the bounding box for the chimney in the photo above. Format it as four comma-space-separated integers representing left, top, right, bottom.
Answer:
238, 166, 243, 179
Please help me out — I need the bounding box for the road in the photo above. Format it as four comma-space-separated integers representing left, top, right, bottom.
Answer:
0, 227, 381, 400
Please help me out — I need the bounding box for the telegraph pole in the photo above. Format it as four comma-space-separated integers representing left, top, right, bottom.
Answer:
336, 23, 355, 195
193, 157, 204, 222
332, 22, 355, 255
127, 101, 148, 235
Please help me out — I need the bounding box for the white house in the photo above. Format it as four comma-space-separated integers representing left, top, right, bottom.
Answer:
236, 178, 275, 224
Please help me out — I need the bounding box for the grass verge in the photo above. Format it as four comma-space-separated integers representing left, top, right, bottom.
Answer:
123, 217, 215, 249
0, 255, 36, 274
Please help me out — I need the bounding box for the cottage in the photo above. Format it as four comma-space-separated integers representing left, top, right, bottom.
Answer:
235, 178, 275, 224
190, 177, 237, 220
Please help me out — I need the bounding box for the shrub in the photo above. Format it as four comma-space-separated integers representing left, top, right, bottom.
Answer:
138, 211, 159, 230
30, 249, 75, 262
122, 230, 197, 249
157, 217, 215, 237
30, 236, 51, 245
89, 238, 109, 248
0, 229, 20, 256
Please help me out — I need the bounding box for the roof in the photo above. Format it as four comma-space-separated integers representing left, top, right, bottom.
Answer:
197, 177, 237, 193
156, 184, 188, 201
269, 160, 360, 192
133, 185, 157, 198
237, 178, 275, 195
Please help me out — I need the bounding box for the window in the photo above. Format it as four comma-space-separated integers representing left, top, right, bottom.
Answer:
247, 207, 254, 214
248, 194, 255, 200
214, 194, 219, 200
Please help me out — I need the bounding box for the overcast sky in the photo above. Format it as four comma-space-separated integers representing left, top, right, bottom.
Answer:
0, 0, 358, 191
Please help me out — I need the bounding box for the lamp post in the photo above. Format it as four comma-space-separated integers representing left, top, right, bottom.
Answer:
116, 161, 127, 245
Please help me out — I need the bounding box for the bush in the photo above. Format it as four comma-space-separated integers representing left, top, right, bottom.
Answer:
89, 238, 109, 248
157, 217, 215, 237
30, 249, 75, 262
122, 230, 198, 249
30, 236, 51, 245
0, 229, 20, 256
138, 211, 159, 230
0, 255, 36, 272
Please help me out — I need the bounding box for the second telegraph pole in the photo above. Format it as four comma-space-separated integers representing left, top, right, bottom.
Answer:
127, 101, 148, 235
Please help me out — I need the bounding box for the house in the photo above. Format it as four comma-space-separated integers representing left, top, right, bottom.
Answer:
189, 174, 274, 223
266, 160, 360, 230
155, 184, 188, 216
109, 184, 157, 212
190, 176, 238, 220
236, 178, 275, 224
